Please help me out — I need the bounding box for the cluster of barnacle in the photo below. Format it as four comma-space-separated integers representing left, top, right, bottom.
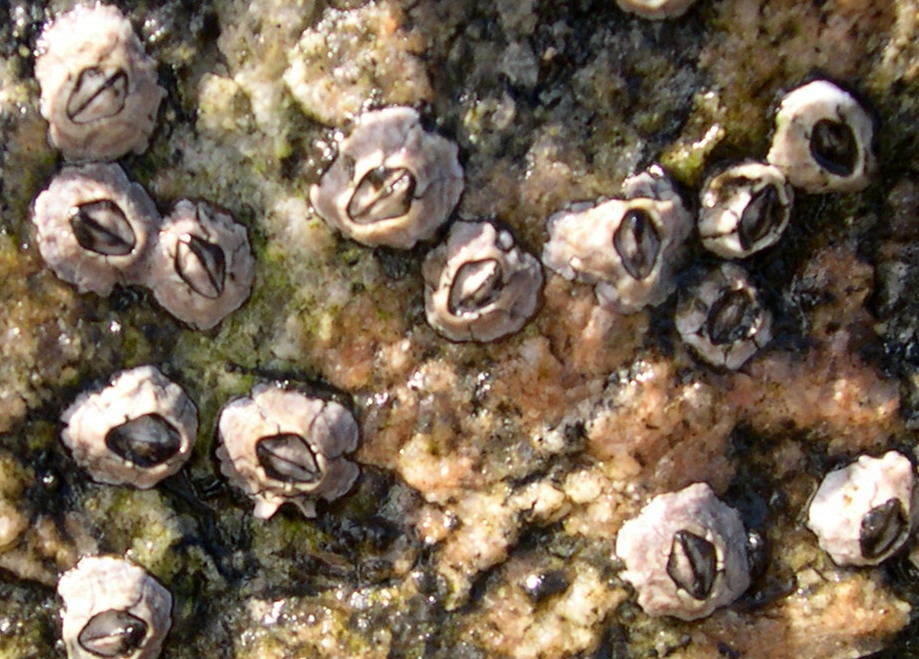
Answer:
30, 4, 254, 331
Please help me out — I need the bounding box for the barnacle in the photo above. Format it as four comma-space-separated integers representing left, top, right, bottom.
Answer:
542, 166, 692, 313
216, 384, 360, 519
61, 366, 197, 489
698, 161, 794, 259
35, 4, 165, 162
423, 220, 543, 342
31, 163, 160, 296
309, 106, 464, 249
807, 451, 917, 567
145, 200, 255, 331
767, 80, 875, 193
675, 263, 773, 370
58, 555, 172, 659
615, 0, 699, 19
615, 482, 750, 621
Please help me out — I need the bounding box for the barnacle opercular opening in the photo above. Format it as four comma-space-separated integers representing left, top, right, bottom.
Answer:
70, 200, 136, 256
447, 258, 503, 316
613, 208, 661, 280
860, 498, 907, 560
77, 609, 148, 658
104, 413, 183, 469
347, 166, 417, 224
174, 233, 227, 299
66, 67, 129, 125
666, 529, 717, 601
706, 289, 758, 346
255, 433, 322, 484
739, 185, 783, 250
809, 118, 858, 177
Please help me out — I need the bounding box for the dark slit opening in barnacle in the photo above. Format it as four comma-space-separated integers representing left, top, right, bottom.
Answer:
666, 529, 717, 601
809, 118, 858, 177
66, 67, 129, 125
78, 609, 147, 657
739, 185, 783, 250
175, 234, 227, 299
707, 289, 758, 346
860, 498, 907, 560
71, 200, 136, 256
105, 414, 182, 468
448, 258, 503, 316
256, 433, 322, 484
613, 208, 661, 280
347, 166, 417, 224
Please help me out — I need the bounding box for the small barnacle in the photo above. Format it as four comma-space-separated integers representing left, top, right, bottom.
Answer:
615, 0, 698, 19
766, 80, 875, 193
216, 384, 360, 519
807, 451, 917, 566
35, 4, 166, 162
61, 366, 197, 489
422, 220, 543, 342
542, 166, 692, 313
698, 161, 794, 259
309, 106, 464, 249
58, 555, 172, 659
145, 200, 255, 330
675, 263, 773, 370
31, 163, 160, 296
615, 482, 750, 621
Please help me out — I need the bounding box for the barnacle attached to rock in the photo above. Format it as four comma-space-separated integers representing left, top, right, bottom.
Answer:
675, 263, 773, 370
615, 482, 750, 621
216, 384, 360, 519
61, 366, 197, 489
698, 161, 794, 259
767, 80, 875, 193
615, 0, 698, 19
542, 166, 692, 313
31, 163, 160, 296
423, 220, 543, 342
35, 4, 166, 162
58, 555, 172, 659
309, 106, 464, 249
807, 451, 917, 566
145, 200, 255, 330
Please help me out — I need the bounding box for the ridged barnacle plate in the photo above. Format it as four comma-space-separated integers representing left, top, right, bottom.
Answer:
58, 555, 172, 659
216, 384, 360, 519
309, 106, 464, 249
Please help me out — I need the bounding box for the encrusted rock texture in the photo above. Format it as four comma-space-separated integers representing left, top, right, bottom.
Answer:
2, 0, 919, 657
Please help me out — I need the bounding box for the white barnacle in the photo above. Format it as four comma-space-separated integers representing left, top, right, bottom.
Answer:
216, 384, 360, 519
767, 80, 875, 193
542, 166, 692, 313
698, 161, 794, 259
675, 263, 773, 370
615, 482, 750, 621
61, 365, 197, 489
615, 0, 698, 19
144, 200, 255, 331
807, 451, 918, 567
423, 220, 543, 342
58, 555, 172, 659
31, 163, 161, 296
309, 106, 464, 249
35, 4, 166, 162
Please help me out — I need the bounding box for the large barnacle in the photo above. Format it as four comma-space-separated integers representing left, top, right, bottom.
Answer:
309, 106, 464, 249
615, 482, 750, 621
58, 555, 172, 659
31, 163, 160, 296
675, 263, 773, 370
216, 384, 360, 519
767, 80, 875, 193
423, 220, 543, 342
542, 166, 692, 313
145, 200, 255, 330
61, 366, 197, 489
35, 4, 165, 162
807, 451, 917, 566
698, 161, 794, 259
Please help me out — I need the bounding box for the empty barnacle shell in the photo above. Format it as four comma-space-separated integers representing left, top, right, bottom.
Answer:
61, 365, 197, 489
58, 555, 172, 659
675, 263, 773, 370
615, 482, 750, 621
615, 0, 698, 19
542, 166, 692, 313
145, 200, 255, 330
31, 163, 160, 296
422, 219, 543, 342
698, 161, 794, 259
766, 80, 875, 193
807, 451, 918, 566
309, 106, 464, 249
216, 384, 360, 519
35, 4, 166, 162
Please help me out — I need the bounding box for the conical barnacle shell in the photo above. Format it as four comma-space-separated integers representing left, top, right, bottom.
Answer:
217, 384, 360, 519
58, 555, 172, 659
